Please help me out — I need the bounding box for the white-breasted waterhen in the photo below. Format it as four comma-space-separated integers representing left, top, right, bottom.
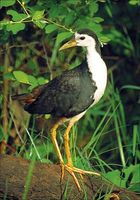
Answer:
12, 29, 107, 191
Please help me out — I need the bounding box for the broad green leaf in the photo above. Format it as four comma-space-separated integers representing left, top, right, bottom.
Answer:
13, 71, 29, 84
104, 170, 124, 187
0, 0, 15, 7
45, 24, 58, 34
7, 10, 27, 22
28, 75, 38, 87
124, 164, 140, 189
6, 22, 25, 34
104, 164, 140, 189
32, 10, 45, 20
56, 32, 73, 45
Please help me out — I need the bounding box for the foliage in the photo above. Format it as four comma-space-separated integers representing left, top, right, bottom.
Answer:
0, 0, 140, 198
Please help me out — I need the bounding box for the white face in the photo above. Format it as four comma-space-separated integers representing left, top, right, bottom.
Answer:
75, 32, 96, 47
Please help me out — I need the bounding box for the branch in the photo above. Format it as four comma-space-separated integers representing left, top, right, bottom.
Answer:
0, 155, 139, 200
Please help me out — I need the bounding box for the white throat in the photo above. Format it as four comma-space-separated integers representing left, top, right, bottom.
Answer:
86, 45, 107, 105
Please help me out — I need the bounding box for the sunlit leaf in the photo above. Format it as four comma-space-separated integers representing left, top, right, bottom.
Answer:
32, 10, 45, 20
129, 0, 140, 5
100, 36, 111, 44
93, 17, 104, 23
13, 71, 29, 84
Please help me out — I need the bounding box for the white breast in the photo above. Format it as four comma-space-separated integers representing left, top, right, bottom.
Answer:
87, 46, 107, 105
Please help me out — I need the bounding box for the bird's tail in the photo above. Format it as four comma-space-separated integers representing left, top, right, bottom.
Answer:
11, 93, 35, 104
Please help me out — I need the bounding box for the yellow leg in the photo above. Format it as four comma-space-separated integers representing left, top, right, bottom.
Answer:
63, 116, 100, 191
63, 119, 75, 166
51, 116, 100, 191
50, 118, 66, 178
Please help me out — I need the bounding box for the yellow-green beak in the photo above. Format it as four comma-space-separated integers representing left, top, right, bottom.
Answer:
59, 38, 77, 51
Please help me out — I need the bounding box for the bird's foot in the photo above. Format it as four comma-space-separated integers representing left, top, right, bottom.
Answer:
66, 165, 100, 176
60, 163, 100, 191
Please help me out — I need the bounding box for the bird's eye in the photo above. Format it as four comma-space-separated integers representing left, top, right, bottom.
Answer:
80, 36, 85, 40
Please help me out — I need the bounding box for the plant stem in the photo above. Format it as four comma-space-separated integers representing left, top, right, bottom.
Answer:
1, 44, 10, 153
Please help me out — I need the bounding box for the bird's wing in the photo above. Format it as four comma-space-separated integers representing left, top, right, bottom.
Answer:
24, 65, 97, 117
24, 68, 82, 117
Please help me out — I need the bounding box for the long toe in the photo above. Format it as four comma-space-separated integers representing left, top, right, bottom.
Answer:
66, 165, 100, 176
64, 165, 82, 191
60, 163, 65, 182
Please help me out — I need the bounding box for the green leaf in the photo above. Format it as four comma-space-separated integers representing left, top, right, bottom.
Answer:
64, 11, 75, 26
32, 10, 45, 20
56, 32, 73, 45
37, 77, 47, 85
45, 24, 58, 34
45, 114, 51, 119
104, 170, 124, 187
33, 20, 46, 29
89, 2, 99, 16
93, 17, 104, 23
13, 71, 29, 84
129, 0, 140, 5
7, 10, 27, 22
4, 72, 15, 80
49, 5, 60, 18
28, 75, 38, 87
100, 36, 111, 44
104, 164, 140, 189
0, 0, 15, 7
121, 85, 140, 90
6, 22, 25, 34
124, 164, 140, 190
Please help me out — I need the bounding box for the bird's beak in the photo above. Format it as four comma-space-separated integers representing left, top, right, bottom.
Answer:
59, 38, 77, 51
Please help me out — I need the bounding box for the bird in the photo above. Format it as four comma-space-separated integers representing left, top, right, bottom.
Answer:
12, 29, 107, 191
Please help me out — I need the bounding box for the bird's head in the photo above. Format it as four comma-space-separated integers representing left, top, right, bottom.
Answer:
59, 29, 101, 54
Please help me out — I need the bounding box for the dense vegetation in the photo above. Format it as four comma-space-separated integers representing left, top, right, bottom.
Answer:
0, 0, 140, 198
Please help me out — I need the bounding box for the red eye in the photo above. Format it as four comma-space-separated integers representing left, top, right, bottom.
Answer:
80, 36, 85, 40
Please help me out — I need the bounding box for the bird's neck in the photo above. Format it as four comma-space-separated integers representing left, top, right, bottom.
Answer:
86, 45, 107, 77
86, 45, 107, 103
